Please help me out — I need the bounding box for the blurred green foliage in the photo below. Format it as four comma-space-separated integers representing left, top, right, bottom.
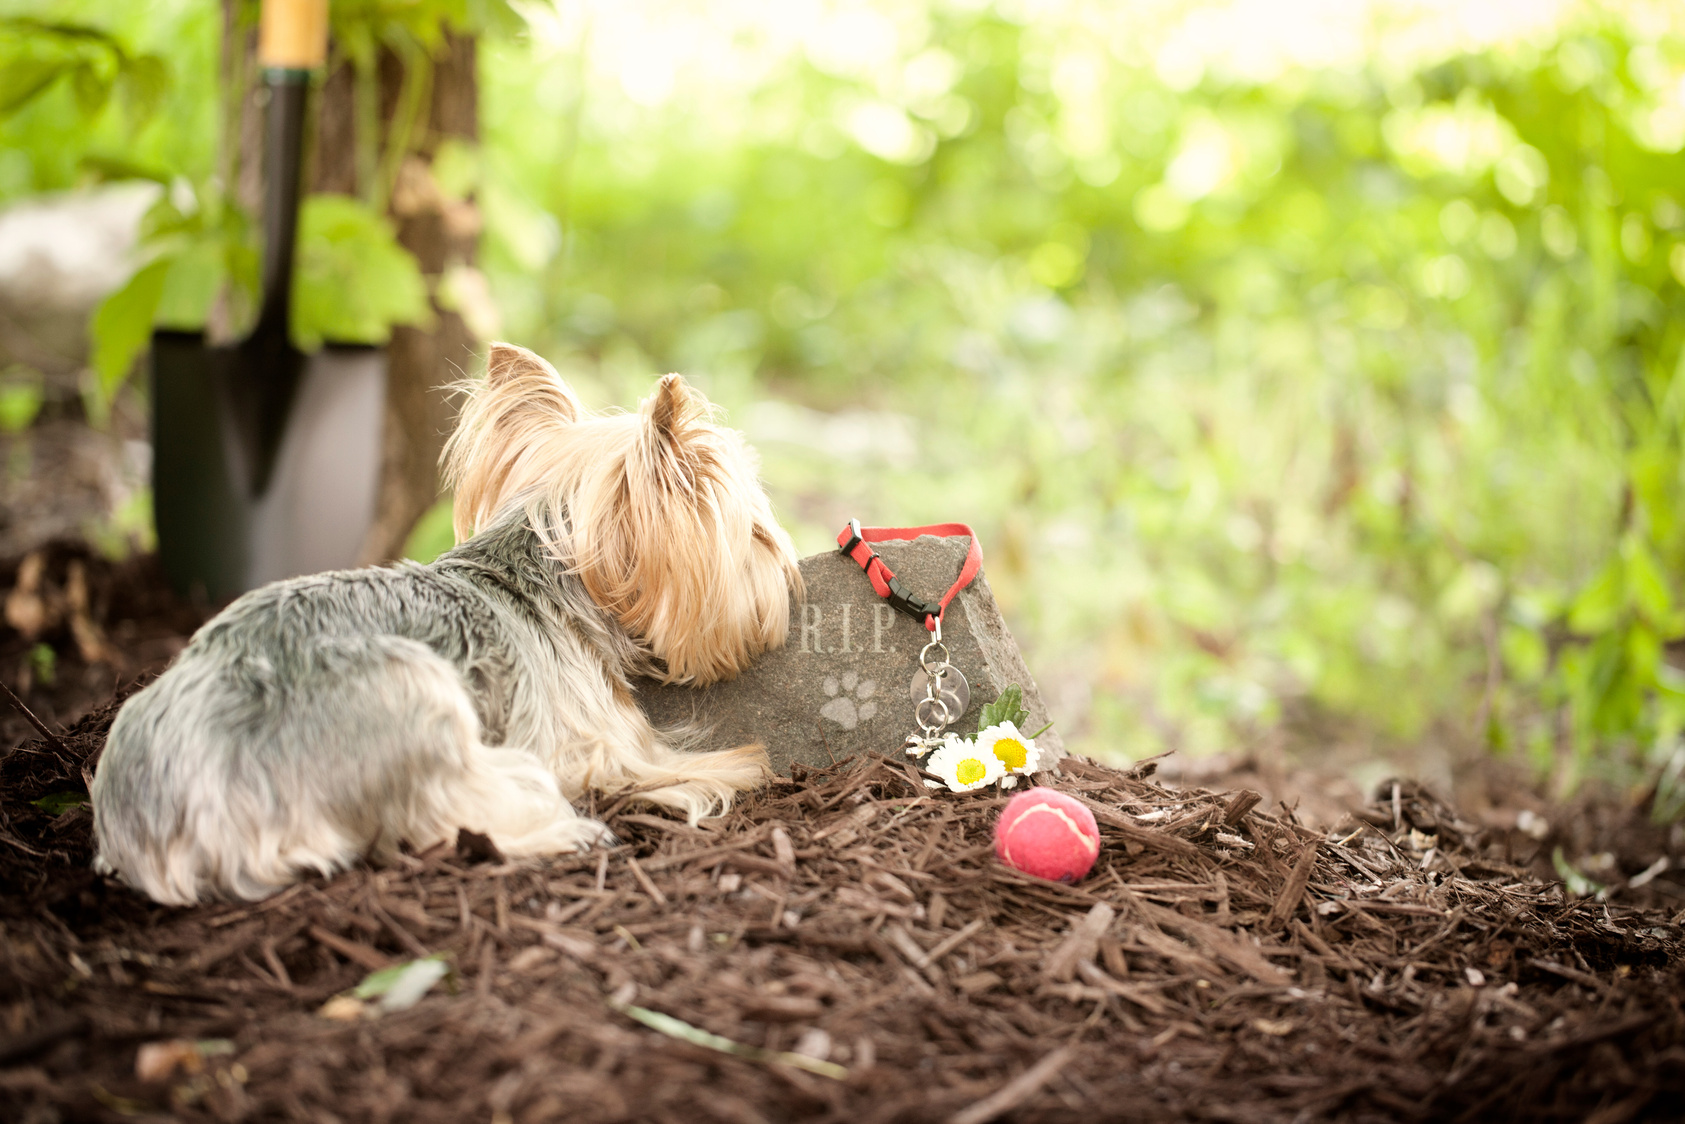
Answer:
0, 16, 167, 122
474, 4, 1685, 797
2, 0, 492, 398
7, 1, 1685, 801
0, 2, 215, 196
291, 194, 432, 349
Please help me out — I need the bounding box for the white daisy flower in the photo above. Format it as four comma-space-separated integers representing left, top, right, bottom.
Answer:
977, 721, 1045, 776
926, 735, 1005, 793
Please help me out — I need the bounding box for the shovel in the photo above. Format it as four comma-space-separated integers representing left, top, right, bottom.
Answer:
150, 0, 385, 603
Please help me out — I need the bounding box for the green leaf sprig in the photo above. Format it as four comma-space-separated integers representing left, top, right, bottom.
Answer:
978, 685, 1028, 733
977, 684, 1055, 740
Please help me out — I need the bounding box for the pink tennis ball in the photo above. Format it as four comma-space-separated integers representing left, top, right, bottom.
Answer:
994, 789, 1101, 883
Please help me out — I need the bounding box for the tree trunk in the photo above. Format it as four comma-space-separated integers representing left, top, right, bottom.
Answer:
225, 9, 480, 563
319, 34, 480, 564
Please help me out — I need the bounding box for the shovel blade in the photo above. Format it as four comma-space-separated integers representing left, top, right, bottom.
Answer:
151, 332, 387, 602
247, 345, 386, 587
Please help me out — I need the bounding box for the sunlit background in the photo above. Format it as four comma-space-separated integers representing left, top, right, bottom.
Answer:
6, 0, 1685, 801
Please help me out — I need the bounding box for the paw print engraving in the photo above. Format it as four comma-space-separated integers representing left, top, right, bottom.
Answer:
820, 671, 877, 730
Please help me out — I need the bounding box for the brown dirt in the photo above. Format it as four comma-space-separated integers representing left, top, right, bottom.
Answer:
0, 542, 207, 747
4, 547, 1685, 1122
3, 704, 1685, 1120
1157, 745, 1685, 915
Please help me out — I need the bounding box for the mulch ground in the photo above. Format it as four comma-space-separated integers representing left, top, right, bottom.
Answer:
4, 710, 1685, 1122
0, 543, 206, 748
3, 548, 1685, 1123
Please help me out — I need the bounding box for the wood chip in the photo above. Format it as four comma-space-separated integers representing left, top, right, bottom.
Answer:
307, 926, 392, 972
1266, 840, 1321, 931
947, 1045, 1076, 1124
625, 855, 669, 907
1043, 902, 1115, 983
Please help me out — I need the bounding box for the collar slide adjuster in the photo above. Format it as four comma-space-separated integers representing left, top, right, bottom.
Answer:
837, 518, 864, 558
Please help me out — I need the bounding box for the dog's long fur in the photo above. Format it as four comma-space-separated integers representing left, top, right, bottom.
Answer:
90, 345, 800, 905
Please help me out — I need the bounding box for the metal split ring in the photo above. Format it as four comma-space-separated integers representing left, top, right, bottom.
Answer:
915, 692, 954, 731
919, 641, 951, 677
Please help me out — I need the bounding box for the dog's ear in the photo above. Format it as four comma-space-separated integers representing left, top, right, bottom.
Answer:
639, 374, 717, 487
444, 342, 588, 539
645, 373, 701, 441
485, 342, 581, 422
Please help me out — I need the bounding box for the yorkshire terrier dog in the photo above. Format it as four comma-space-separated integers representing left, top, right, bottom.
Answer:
91, 344, 800, 905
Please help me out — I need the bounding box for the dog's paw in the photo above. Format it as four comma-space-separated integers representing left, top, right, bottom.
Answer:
819, 670, 877, 731
494, 815, 616, 857
575, 817, 618, 851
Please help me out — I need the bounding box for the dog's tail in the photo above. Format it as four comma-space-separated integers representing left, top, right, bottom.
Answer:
577, 735, 770, 824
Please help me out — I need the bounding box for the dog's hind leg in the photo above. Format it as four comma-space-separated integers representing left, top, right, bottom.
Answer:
291, 637, 614, 865
420, 742, 616, 858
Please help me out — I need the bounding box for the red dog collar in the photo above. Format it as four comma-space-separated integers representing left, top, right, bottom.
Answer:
836, 519, 983, 632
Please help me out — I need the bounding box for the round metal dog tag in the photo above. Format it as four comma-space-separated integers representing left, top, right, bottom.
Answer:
910, 666, 969, 721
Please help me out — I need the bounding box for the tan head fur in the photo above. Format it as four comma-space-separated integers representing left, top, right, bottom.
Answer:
443, 343, 801, 684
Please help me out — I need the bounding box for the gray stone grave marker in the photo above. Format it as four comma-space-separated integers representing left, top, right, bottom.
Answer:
635, 535, 1063, 776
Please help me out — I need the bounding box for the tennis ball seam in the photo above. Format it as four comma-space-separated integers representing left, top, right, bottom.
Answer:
1000, 802, 1099, 865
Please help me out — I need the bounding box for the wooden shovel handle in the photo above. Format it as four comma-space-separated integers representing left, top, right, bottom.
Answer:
258, 0, 329, 70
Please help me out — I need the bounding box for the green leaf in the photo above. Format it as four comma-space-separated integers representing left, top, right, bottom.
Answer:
76, 153, 171, 184
27, 642, 54, 686
89, 257, 171, 397
465, 0, 525, 37
32, 792, 86, 814
153, 239, 226, 330
430, 137, 480, 202
1628, 445, 1676, 544
1658, 662, 1685, 706
0, 57, 68, 117
1500, 623, 1548, 683
292, 194, 432, 350
117, 53, 168, 119
609, 998, 849, 1080
1566, 558, 1624, 636
353, 955, 451, 1012
1626, 622, 1662, 685
1623, 537, 1673, 625
978, 683, 1029, 733
0, 365, 43, 434
1552, 846, 1605, 899
69, 61, 109, 118
403, 495, 457, 563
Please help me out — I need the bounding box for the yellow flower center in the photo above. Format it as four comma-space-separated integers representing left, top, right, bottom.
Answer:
955, 757, 987, 786
992, 738, 1027, 771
